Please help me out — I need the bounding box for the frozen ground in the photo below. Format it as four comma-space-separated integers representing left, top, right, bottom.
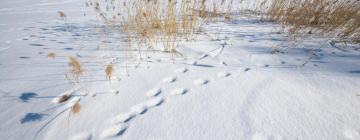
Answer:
1, 0, 360, 140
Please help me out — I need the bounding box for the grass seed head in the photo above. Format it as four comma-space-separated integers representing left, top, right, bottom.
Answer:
47, 52, 56, 58
68, 56, 84, 78
71, 102, 81, 114
105, 64, 114, 80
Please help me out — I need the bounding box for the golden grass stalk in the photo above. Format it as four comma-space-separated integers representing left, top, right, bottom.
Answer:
71, 102, 81, 114
105, 64, 113, 80
47, 52, 56, 58
261, 0, 360, 42
58, 11, 67, 19
68, 56, 84, 79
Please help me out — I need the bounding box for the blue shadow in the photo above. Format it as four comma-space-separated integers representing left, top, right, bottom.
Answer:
20, 113, 47, 124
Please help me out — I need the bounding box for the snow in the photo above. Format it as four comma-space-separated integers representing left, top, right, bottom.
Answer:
174, 67, 188, 74
110, 112, 136, 124
193, 79, 209, 86
145, 87, 162, 97
170, 88, 188, 95
100, 123, 128, 138
146, 97, 164, 108
162, 76, 177, 83
1, 0, 360, 140
130, 103, 148, 115
69, 132, 92, 140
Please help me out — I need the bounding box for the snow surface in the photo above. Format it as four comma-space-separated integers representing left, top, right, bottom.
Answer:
1, 0, 360, 140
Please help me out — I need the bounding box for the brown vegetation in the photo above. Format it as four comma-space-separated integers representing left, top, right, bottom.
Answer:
260, 0, 360, 42
47, 52, 56, 58
71, 102, 81, 114
105, 64, 113, 80
87, 0, 235, 53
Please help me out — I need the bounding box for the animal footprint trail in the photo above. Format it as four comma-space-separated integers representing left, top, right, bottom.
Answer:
146, 88, 161, 97
193, 79, 209, 86
171, 88, 188, 95
146, 97, 164, 108
131, 103, 148, 115
174, 67, 188, 74
100, 123, 128, 138
162, 76, 177, 83
217, 72, 231, 78
110, 112, 136, 124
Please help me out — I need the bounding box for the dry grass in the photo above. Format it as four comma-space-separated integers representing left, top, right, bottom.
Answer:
58, 95, 70, 103
67, 56, 84, 79
105, 64, 113, 80
87, 0, 235, 53
71, 102, 81, 114
47, 52, 56, 58
260, 0, 360, 42
58, 11, 67, 19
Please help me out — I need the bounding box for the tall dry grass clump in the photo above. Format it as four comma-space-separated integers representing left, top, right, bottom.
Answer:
67, 56, 84, 81
87, 0, 236, 54
260, 0, 360, 42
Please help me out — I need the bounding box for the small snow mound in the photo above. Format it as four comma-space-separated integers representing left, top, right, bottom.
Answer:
343, 129, 360, 140
110, 112, 136, 124
193, 79, 209, 86
69, 132, 92, 140
146, 88, 161, 97
100, 123, 128, 138
171, 88, 188, 95
175, 67, 188, 73
131, 103, 147, 114
146, 97, 164, 108
162, 76, 177, 83
217, 72, 231, 77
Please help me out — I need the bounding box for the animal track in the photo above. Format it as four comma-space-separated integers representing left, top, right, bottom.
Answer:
171, 88, 188, 95
146, 97, 164, 108
100, 123, 128, 138
193, 79, 209, 86
162, 76, 177, 83
146, 88, 161, 97
130, 103, 147, 115
175, 67, 188, 73
110, 112, 136, 124
217, 72, 231, 77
